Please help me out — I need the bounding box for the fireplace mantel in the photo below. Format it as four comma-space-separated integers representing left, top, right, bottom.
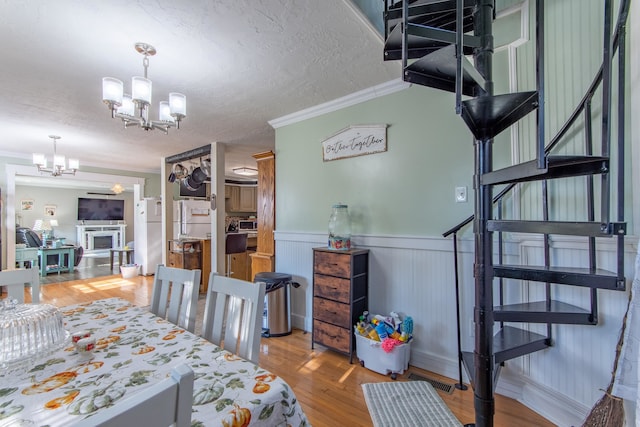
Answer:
76, 224, 127, 254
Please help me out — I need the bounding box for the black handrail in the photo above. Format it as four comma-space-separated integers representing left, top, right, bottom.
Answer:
442, 0, 630, 239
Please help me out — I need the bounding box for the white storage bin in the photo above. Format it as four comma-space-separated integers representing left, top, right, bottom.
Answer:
355, 332, 411, 379
120, 264, 139, 279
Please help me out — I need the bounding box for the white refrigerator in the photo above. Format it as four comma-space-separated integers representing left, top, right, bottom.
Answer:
173, 200, 211, 239
135, 198, 163, 276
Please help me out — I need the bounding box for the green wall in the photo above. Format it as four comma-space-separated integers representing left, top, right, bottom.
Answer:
276, 84, 485, 237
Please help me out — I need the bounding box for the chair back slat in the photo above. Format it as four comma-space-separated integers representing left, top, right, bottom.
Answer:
0, 268, 40, 303
202, 273, 266, 364
150, 264, 201, 332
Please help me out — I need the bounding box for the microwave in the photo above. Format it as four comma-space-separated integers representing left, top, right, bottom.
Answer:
238, 220, 257, 230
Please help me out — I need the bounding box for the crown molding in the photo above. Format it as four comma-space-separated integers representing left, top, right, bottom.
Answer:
268, 78, 411, 129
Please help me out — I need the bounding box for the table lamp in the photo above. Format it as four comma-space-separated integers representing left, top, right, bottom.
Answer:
33, 219, 53, 243
48, 219, 59, 238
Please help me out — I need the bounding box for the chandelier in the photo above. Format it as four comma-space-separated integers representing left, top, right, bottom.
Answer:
32, 135, 79, 176
102, 42, 186, 133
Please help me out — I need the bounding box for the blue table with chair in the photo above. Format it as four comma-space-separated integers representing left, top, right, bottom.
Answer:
37, 246, 75, 277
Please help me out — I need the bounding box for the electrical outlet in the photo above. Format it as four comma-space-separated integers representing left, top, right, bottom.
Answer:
455, 186, 467, 203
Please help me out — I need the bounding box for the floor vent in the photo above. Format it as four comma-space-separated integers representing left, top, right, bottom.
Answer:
407, 373, 455, 394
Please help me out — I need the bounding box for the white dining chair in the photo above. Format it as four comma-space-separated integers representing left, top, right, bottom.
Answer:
201, 273, 266, 364
0, 268, 40, 303
150, 264, 201, 333
72, 363, 194, 427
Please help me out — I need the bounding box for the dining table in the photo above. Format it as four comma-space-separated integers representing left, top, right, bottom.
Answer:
0, 298, 310, 426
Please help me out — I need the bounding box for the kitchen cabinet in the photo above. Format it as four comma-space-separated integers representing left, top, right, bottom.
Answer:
225, 251, 248, 280
239, 186, 257, 211
225, 185, 240, 211
225, 185, 257, 212
167, 239, 202, 271
168, 239, 211, 293
312, 247, 369, 362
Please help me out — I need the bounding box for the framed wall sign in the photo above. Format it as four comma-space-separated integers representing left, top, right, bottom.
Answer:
321, 124, 387, 162
21, 199, 34, 211
44, 204, 56, 216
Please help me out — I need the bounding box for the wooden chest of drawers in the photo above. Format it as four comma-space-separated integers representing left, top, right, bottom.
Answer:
312, 247, 369, 362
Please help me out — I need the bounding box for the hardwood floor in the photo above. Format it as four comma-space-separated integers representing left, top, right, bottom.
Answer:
39, 254, 118, 285
14, 275, 555, 427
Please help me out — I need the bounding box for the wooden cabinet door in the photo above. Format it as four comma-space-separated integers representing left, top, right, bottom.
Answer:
226, 252, 248, 280
167, 251, 183, 268
239, 186, 256, 211
226, 185, 240, 212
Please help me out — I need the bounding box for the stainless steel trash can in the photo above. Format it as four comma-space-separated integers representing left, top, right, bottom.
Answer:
254, 272, 300, 337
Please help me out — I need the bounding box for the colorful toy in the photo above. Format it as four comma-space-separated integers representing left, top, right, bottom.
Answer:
381, 338, 403, 353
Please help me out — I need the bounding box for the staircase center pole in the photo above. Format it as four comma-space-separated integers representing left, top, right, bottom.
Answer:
473, 0, 495, 426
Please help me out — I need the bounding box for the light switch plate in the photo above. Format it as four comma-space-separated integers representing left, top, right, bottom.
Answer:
455, 186, 467, 203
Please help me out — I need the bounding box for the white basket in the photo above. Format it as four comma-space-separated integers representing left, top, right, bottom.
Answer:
355, 332, 411, 378
120, 264, 139, 279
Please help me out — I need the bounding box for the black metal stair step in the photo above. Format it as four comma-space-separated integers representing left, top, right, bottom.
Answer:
384, 18, 474, 61
460, 91, 538, 140
386, 0, 475, 22
481, 155, 609, 186
461, 325, 546, 386
494, 326, 550, 364
403, 45, 485, 96
406, 22, 481, 48
487, 220, 626, 237
493, 264, 624, 290
460, 351, 502, 389
494, 300, 596, 325
385, 0, 475, 43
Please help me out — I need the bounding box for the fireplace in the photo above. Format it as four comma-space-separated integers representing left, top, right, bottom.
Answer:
93, 235, 114, 250
76, 224, 127, 254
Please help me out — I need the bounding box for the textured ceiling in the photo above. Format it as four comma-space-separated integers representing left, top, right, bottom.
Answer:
0, 0, 399, 183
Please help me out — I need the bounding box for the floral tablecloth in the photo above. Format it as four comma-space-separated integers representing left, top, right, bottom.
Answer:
0, 298, 309, 426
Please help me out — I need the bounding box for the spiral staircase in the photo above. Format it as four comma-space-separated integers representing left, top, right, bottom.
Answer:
382, 0, 631, 425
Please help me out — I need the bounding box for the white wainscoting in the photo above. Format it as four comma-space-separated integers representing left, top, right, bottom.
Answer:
274, 230, 638, 426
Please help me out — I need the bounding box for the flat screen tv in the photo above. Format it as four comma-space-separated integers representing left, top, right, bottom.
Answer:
77, 198, 125, 221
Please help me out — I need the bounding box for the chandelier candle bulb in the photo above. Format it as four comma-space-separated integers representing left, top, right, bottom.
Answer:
132, 76, 152, 104
169, 92, 186, 118
53, 154, 65, 168
118, 95, 135, 117
102, 77, 123, 106
32, 153, 46, 168
159, 101, 174, 122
